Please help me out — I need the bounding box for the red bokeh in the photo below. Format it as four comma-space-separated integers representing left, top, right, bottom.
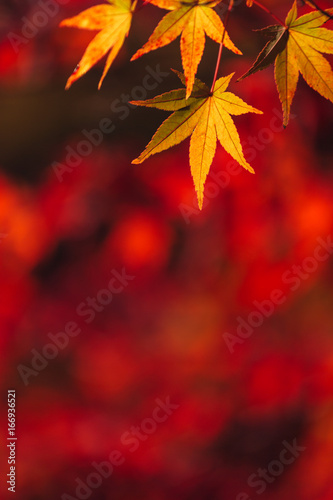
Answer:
1, 1, 333, 499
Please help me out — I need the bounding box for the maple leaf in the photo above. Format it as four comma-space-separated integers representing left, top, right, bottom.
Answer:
276, 2, 333, 126
131, 71, 262, 209
239, 1, 333, 126
60, 0, 136, 90
238, 25, 289, 81
130, 0, 242, 98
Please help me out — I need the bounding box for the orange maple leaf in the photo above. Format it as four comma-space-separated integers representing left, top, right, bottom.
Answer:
131, 0, 241, 98
239, 1, 333, 126
60, 0, 136, 89
275, 2, 333, 126
132, 71, 262, 209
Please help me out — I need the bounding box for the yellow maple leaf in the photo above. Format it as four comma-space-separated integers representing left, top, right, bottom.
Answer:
132, 71, 262, 209
275, 1, 333, 125
60, 0, 136, 89
131, 0, 242, 98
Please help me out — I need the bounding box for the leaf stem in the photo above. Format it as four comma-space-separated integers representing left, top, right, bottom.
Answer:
210, 0, 233, 93
251, 0, 285, 26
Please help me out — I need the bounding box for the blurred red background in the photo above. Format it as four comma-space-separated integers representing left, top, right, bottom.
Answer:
1, 1, 333, 499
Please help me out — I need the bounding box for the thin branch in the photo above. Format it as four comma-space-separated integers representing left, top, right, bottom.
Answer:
251, 0, 285, 26
210, 0, 234, 93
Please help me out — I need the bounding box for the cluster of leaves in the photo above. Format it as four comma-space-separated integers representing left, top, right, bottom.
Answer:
60, 0, 333, 209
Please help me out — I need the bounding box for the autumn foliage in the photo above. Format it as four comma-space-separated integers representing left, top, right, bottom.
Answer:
60, 0, 333, 208
2, 2, 333, 498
